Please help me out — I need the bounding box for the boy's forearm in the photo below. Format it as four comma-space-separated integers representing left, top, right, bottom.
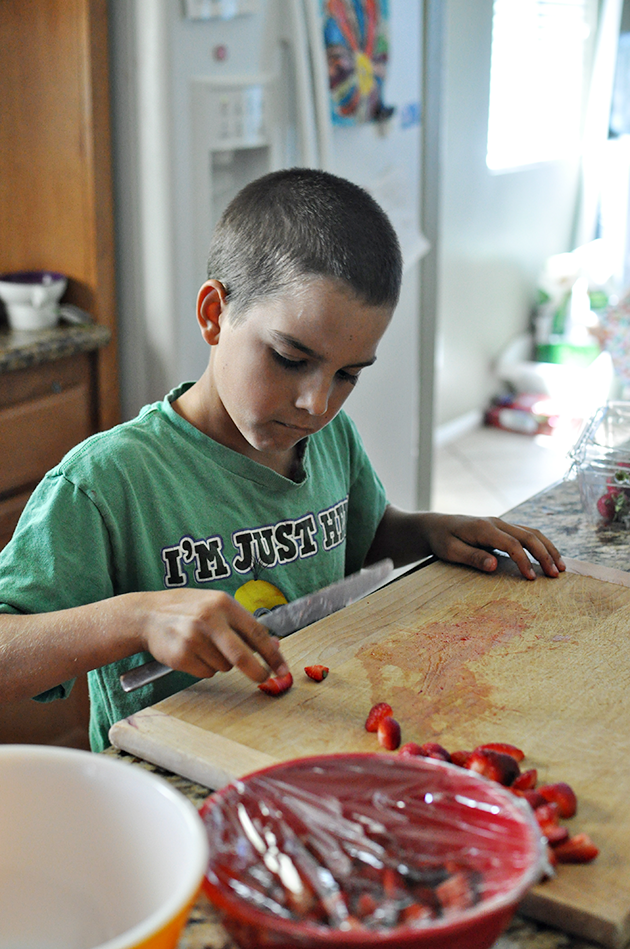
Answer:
0, 596, 146, 703
365, 505, 434, 568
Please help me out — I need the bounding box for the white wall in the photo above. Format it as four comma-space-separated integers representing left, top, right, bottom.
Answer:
434, 0, 583, 427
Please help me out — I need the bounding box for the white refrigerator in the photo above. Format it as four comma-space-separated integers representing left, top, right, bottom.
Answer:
109, 0, 426, 510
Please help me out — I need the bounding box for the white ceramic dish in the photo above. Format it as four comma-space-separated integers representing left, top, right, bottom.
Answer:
0, 270, 67, 330
0, 744, 209, 949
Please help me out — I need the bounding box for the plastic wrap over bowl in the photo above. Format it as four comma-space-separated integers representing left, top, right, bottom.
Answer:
200, 753, 545, 949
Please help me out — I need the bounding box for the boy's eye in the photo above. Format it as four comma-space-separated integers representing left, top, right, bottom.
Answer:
336, 369, 360, 386
272, 351, 307, 371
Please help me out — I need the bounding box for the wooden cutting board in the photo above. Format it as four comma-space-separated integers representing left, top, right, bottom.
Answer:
110, 558, 630, 948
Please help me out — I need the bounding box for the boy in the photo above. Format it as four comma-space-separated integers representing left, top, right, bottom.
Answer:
0, 169, 564, 752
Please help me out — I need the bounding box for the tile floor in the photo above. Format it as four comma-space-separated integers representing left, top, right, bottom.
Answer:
431, 423, 580, 517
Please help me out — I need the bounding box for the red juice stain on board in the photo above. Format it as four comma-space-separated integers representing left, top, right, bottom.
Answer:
356, 598, 533, 732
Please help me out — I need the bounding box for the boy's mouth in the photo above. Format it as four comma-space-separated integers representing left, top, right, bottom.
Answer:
276, 420, 317, 436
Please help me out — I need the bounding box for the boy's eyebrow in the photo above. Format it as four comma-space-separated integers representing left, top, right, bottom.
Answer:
270, 331, 377, 368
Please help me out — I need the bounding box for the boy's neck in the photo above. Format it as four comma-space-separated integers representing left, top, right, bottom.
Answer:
171, 377, 304, 480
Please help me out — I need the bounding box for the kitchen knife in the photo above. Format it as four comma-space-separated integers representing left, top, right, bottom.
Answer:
119, 558, 394, 693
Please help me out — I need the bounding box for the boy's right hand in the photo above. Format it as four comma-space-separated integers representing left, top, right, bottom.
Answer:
134, 589, 290, 684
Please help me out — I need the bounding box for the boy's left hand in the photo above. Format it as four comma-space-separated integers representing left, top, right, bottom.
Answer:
419, 512, 565, 580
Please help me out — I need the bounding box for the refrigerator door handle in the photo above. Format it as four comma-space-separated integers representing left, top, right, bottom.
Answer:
302, 0, 333, 171
278, 0, 320, 167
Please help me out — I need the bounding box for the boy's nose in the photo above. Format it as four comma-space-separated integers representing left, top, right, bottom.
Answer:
295, 377, 331, 416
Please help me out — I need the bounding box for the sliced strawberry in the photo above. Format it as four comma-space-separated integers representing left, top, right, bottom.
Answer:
436, 869, 476, 914
450, 750, 472, 768
365, 702, 393, 733
537, 781, 577, 819
417, 741, 452, 762
400, 900, 434, 925
398, 742, 425, 756
517, 788, 546, 809
304, 664, 329, 681
534, 801, 560, 825
476, 741, 525, 762
544, 824, 569, 847
383, 866, 406, 899
377, 715, 401, 750
533, 802, 563, 843
257, 671, 293, 696
553, 833, 599, 864
512, 768, 538, 791
597, 492, 617, 522
354, 893, 378, 919
465, 748, 520, 786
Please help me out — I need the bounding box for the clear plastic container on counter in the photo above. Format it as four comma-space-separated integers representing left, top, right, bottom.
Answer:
569, 401, 630, 527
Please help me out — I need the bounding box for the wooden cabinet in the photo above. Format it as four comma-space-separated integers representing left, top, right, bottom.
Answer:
0, 0, 120, 749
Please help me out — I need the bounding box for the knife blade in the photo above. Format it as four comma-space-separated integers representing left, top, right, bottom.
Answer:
119, 558, 394, 693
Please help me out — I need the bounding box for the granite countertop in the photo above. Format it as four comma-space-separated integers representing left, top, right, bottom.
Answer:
504, 476, 630, 572
0, 322, 111, 372
108, 477, 628, 949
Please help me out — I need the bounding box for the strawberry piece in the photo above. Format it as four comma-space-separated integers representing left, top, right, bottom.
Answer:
465, 748, 520, 786
354, 893, 378, 919
398, 742, 425, 756
534, 801, 559, 824
538, 781, 577, 819
546, 844, 558, 866
365, 702, 393, 733
436, 869, 476, 914
544, 824, 569, 847
512, 768, 538, 791
553, 833, 599, 864
533, 802, 564, 844
517, 788, 546, 809
450, 750, 472, 768
418, 741, 452, 762
597, 492, 617, 522
377, 715, 401, 750
257, 671, 293, 696
400, 901, 434, 925
304, 664, 329, 681
476, 741, 525, 762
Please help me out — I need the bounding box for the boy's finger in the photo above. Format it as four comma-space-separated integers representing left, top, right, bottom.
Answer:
509, 523, 566, 574
225, 606, 290, 679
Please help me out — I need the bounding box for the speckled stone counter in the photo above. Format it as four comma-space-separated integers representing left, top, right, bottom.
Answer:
107, 478, 628, 949
505, 477, 630, 572
0, 322, 111, 372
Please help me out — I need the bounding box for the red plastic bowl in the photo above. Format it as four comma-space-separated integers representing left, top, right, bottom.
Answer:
199, 753, 544, 949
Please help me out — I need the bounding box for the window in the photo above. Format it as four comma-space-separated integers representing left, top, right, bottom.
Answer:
486, 0, 594, 171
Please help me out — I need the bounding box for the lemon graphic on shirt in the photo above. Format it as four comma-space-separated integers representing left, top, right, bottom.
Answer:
235, 579, 288, 618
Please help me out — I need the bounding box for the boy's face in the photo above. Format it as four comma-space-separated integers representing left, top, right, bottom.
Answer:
199, 277, 392, 471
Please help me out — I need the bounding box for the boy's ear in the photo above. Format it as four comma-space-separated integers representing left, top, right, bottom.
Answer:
197, 280, 228, 345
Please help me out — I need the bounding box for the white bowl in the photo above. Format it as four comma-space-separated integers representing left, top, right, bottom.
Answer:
0, 270, 67, 330
0, 745, 209, 949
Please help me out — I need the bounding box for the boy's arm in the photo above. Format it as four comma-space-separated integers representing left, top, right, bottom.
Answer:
365, 505, 565, 580
0, 590, 289, 704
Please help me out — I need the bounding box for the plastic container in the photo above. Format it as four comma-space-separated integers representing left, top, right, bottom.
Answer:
199, 753, 545, 949
569, 401, 630, 527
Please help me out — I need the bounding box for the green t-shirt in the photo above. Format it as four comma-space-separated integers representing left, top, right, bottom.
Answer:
0, 383, 387, 752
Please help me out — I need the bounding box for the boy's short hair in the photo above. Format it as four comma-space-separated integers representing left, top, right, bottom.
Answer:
207, 168, 403, 319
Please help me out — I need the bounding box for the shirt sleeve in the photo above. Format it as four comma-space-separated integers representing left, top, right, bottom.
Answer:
0, 470, 115, 616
